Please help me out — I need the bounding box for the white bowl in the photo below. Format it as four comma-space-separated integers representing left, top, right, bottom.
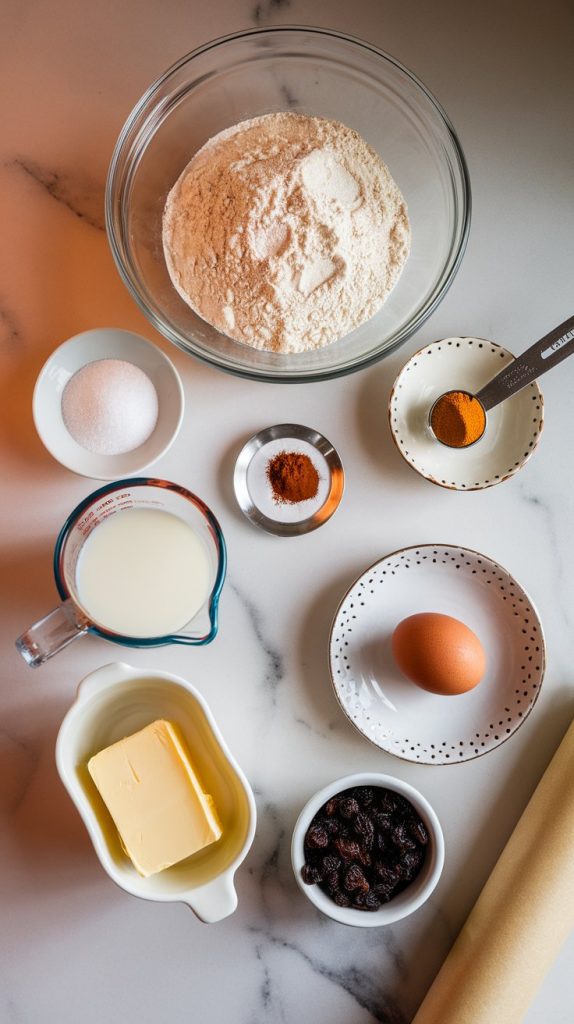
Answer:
291, 772, 444, 927
329, 544, 546, 765
56, 662, 256, 923
33, 328, 184, 479
389, 338, 544, 490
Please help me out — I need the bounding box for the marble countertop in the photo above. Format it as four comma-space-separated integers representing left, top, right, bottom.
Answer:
1, 1, 573, 1021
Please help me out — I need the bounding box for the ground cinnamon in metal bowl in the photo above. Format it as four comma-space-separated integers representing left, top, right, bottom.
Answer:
267, 450, 319, 504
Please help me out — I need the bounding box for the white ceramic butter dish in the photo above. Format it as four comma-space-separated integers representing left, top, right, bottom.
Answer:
56, 662, 256, 923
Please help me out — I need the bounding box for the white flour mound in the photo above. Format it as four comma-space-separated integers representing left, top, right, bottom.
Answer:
162, 113, 411, 354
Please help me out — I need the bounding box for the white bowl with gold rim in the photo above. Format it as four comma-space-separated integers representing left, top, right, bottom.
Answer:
55, 662, 256, 923
389, 338, 544, 490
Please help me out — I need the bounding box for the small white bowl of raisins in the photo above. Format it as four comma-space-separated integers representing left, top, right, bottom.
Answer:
291, 773, 444, 926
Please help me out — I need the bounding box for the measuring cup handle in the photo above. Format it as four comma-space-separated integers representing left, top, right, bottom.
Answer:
16, 599, 89, 667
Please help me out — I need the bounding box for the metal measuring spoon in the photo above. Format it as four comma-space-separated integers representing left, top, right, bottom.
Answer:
429, 313, 574, 448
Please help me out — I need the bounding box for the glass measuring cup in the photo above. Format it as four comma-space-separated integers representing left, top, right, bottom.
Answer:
16, 478, 226, 667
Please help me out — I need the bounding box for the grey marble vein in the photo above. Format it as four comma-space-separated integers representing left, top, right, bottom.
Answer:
246, 793, 289, 912
254, 944, 287, 1022
0, 305, 21, 346
229, 580, 284, 697
521, 491, 571, 629
0, 730, 39, 813
293, 713, 332, 742
10, 157, 105, 231
252, 0, 291, 25
259, 803, 285, 884
249, 927, 407, 1024
244, 793, 409, 1023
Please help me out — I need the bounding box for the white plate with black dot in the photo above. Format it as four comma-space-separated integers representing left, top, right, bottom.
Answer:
329, 544, 545, 765
389, 338, 544, 490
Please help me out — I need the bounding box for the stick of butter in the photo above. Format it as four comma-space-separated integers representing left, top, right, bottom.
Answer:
88, 720, 222, 877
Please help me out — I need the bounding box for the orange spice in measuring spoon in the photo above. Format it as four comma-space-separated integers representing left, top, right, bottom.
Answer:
429, 390, 486, 448
429, 314, 574, 449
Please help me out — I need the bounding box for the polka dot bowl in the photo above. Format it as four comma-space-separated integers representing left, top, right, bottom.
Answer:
329, 545, 546, 765
389, 338, 544, 490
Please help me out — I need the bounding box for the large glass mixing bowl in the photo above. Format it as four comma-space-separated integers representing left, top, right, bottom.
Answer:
106, 27, 471, 383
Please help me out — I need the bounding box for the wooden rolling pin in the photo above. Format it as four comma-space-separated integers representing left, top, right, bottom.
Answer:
412, 716, 574, 1024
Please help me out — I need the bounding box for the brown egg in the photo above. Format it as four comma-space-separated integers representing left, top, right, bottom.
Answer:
392, 612, 486, 696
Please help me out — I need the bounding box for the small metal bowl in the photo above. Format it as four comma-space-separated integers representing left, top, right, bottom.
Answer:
233, 423, 344, 536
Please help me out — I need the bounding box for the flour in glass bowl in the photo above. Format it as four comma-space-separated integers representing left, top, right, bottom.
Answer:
162, 113, 411, 354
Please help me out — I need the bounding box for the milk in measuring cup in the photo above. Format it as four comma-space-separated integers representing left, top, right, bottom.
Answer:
76, 508, 211, 637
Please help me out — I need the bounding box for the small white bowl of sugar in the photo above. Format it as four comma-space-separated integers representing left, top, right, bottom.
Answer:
33, 328, 184, 479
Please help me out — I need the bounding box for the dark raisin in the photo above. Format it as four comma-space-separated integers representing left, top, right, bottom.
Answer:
339, 797, 360, 819
300, 863, 323, 885
379, 790, 399, 813
372, 882, 397, 903
361, 891, 381, 911
393, 861, 410, 882
324, 818, 340, 836
324, 870, 340, 892
352, 786, 375, 808
374, 864, 399, 888
409, 818, 429, 845
325, 797, 340, 816
303, 847, 324, 867
392, 824, 416, 851
353, 812, 374, 849
372, 810, 393, 832
392, 794, 414, 818
322, 854, 341, 874
333, 891, 351, 908
396, 849, 425, 881
376, 831, 391, 855
409, 845, 425, 866
343, 864, 369, 893
305, 823, 329, 849
357, 846, 372, 868
334, 836, 362, 861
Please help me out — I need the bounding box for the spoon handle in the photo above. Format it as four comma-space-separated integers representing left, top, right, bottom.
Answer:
476, 314, 574, 412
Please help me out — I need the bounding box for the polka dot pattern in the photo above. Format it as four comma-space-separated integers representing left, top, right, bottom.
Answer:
388, 338, 544, 491
329, 545, 545, 765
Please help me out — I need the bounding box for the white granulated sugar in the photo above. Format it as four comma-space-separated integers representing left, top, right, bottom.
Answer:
162, 112, 411, 354
61, 359, 159, 455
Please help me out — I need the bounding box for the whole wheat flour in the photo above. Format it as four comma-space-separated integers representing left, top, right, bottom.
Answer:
162, 113, 411, 354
